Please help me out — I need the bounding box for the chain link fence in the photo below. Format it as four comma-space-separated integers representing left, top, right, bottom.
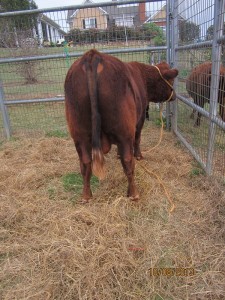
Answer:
0, 0, 224, 180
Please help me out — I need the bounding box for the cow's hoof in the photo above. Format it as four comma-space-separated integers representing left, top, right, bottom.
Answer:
129, 194, 139, 201
134, 149, 143, 160
135, 155, 143, 161
81, 198, 89, 204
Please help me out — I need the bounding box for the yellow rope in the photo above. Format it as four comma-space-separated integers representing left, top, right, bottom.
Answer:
138, 161, 175, 213
137, 65, 176, 213
143, 104, 164, 154
153, 65, 174, 89
143, 64, 174, 154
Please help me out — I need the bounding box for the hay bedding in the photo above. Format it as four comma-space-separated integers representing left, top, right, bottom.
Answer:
0, 124, 225, 300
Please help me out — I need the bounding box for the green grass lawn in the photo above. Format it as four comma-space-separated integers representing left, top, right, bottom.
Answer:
1, 46, 152, 101
1, 101, 67, 141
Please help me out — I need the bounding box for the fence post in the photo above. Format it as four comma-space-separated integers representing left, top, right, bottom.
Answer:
170, 0, 178, 133
166, 0, 171, 129
206, 0, 224, 175
0, 81, 11, 139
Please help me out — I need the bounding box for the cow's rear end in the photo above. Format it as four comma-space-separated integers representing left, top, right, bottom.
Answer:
64, 49, 140, 201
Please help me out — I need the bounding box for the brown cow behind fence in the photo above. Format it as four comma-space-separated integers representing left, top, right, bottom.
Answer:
64, 49, 178, 201
186, 62, 225, 126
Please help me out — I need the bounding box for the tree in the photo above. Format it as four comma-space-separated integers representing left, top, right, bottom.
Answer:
0, 0, 38, 47
206, 23, 225, 40
142, 23, 166, 46
179, 20, 200, 43
0, 0, 37, 12
141, 23, 166, 45
206, 23, 225, 65
0, 0, 41, 84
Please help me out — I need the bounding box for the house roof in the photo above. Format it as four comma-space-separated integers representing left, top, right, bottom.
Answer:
144, 4, 166, 24
144, 4, 185, 24
68, 0, 108, 21
41, 14, 67, 35
67, 0, 139, 23
41, 14, 61, 29
102, 4, 139, 19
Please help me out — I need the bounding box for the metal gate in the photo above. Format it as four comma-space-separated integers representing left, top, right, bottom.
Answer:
171, 0, 225, 179
0, 0, 224, 179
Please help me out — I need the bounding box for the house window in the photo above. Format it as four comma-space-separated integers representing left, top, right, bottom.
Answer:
159, 26, 166, 33
83, 18, 97, 29
115, 16, 134, 27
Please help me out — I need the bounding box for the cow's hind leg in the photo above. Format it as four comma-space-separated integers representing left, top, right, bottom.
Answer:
146, 104, 150, 121
219, 101, 225, 122
134, 112, 145, 160
75, 141, 92, 201
118, 141, 139, 200
195, 112, 202, 126
194, 97, 204, 127
190, 109, 196, 119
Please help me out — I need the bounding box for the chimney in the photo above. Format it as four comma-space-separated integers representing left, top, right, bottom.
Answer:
139, 2, 146, 23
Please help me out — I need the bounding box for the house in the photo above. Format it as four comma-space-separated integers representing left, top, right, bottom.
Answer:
67, 0, 109, 30
36, 14, 66, 45
67, 0, 147, 30
144, 4, 167, 33
145, 4, 185, 34
0, 6, 66, 48
102, 0, 146, 28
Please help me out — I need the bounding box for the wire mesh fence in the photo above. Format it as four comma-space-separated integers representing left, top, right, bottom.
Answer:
0, 0, 224, 180
0, 0, 168, 140
172, 0, 225, 180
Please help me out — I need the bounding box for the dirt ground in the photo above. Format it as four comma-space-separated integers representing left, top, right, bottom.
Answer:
0, 123, 225, 300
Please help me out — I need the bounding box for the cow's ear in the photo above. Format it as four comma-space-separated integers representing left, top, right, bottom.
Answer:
162, 68, 179, 80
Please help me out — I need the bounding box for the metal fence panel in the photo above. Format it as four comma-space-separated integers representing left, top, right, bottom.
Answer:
0, 0, 169, 141
171, 0, 225, 180
0, 81, 11, 139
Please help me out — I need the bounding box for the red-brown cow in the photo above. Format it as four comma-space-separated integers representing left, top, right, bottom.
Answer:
186, 62, 225, 126
64, 49, 178, 201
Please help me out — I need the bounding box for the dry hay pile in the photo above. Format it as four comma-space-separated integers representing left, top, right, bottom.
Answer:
0, 123, 225, 300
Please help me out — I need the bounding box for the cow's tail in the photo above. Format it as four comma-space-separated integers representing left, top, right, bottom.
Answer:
85, 53, 106, 180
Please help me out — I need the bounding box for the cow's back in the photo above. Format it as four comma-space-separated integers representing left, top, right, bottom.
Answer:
95, 53, 138, 136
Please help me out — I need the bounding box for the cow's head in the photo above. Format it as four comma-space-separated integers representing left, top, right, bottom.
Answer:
154, 62, 178, 102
